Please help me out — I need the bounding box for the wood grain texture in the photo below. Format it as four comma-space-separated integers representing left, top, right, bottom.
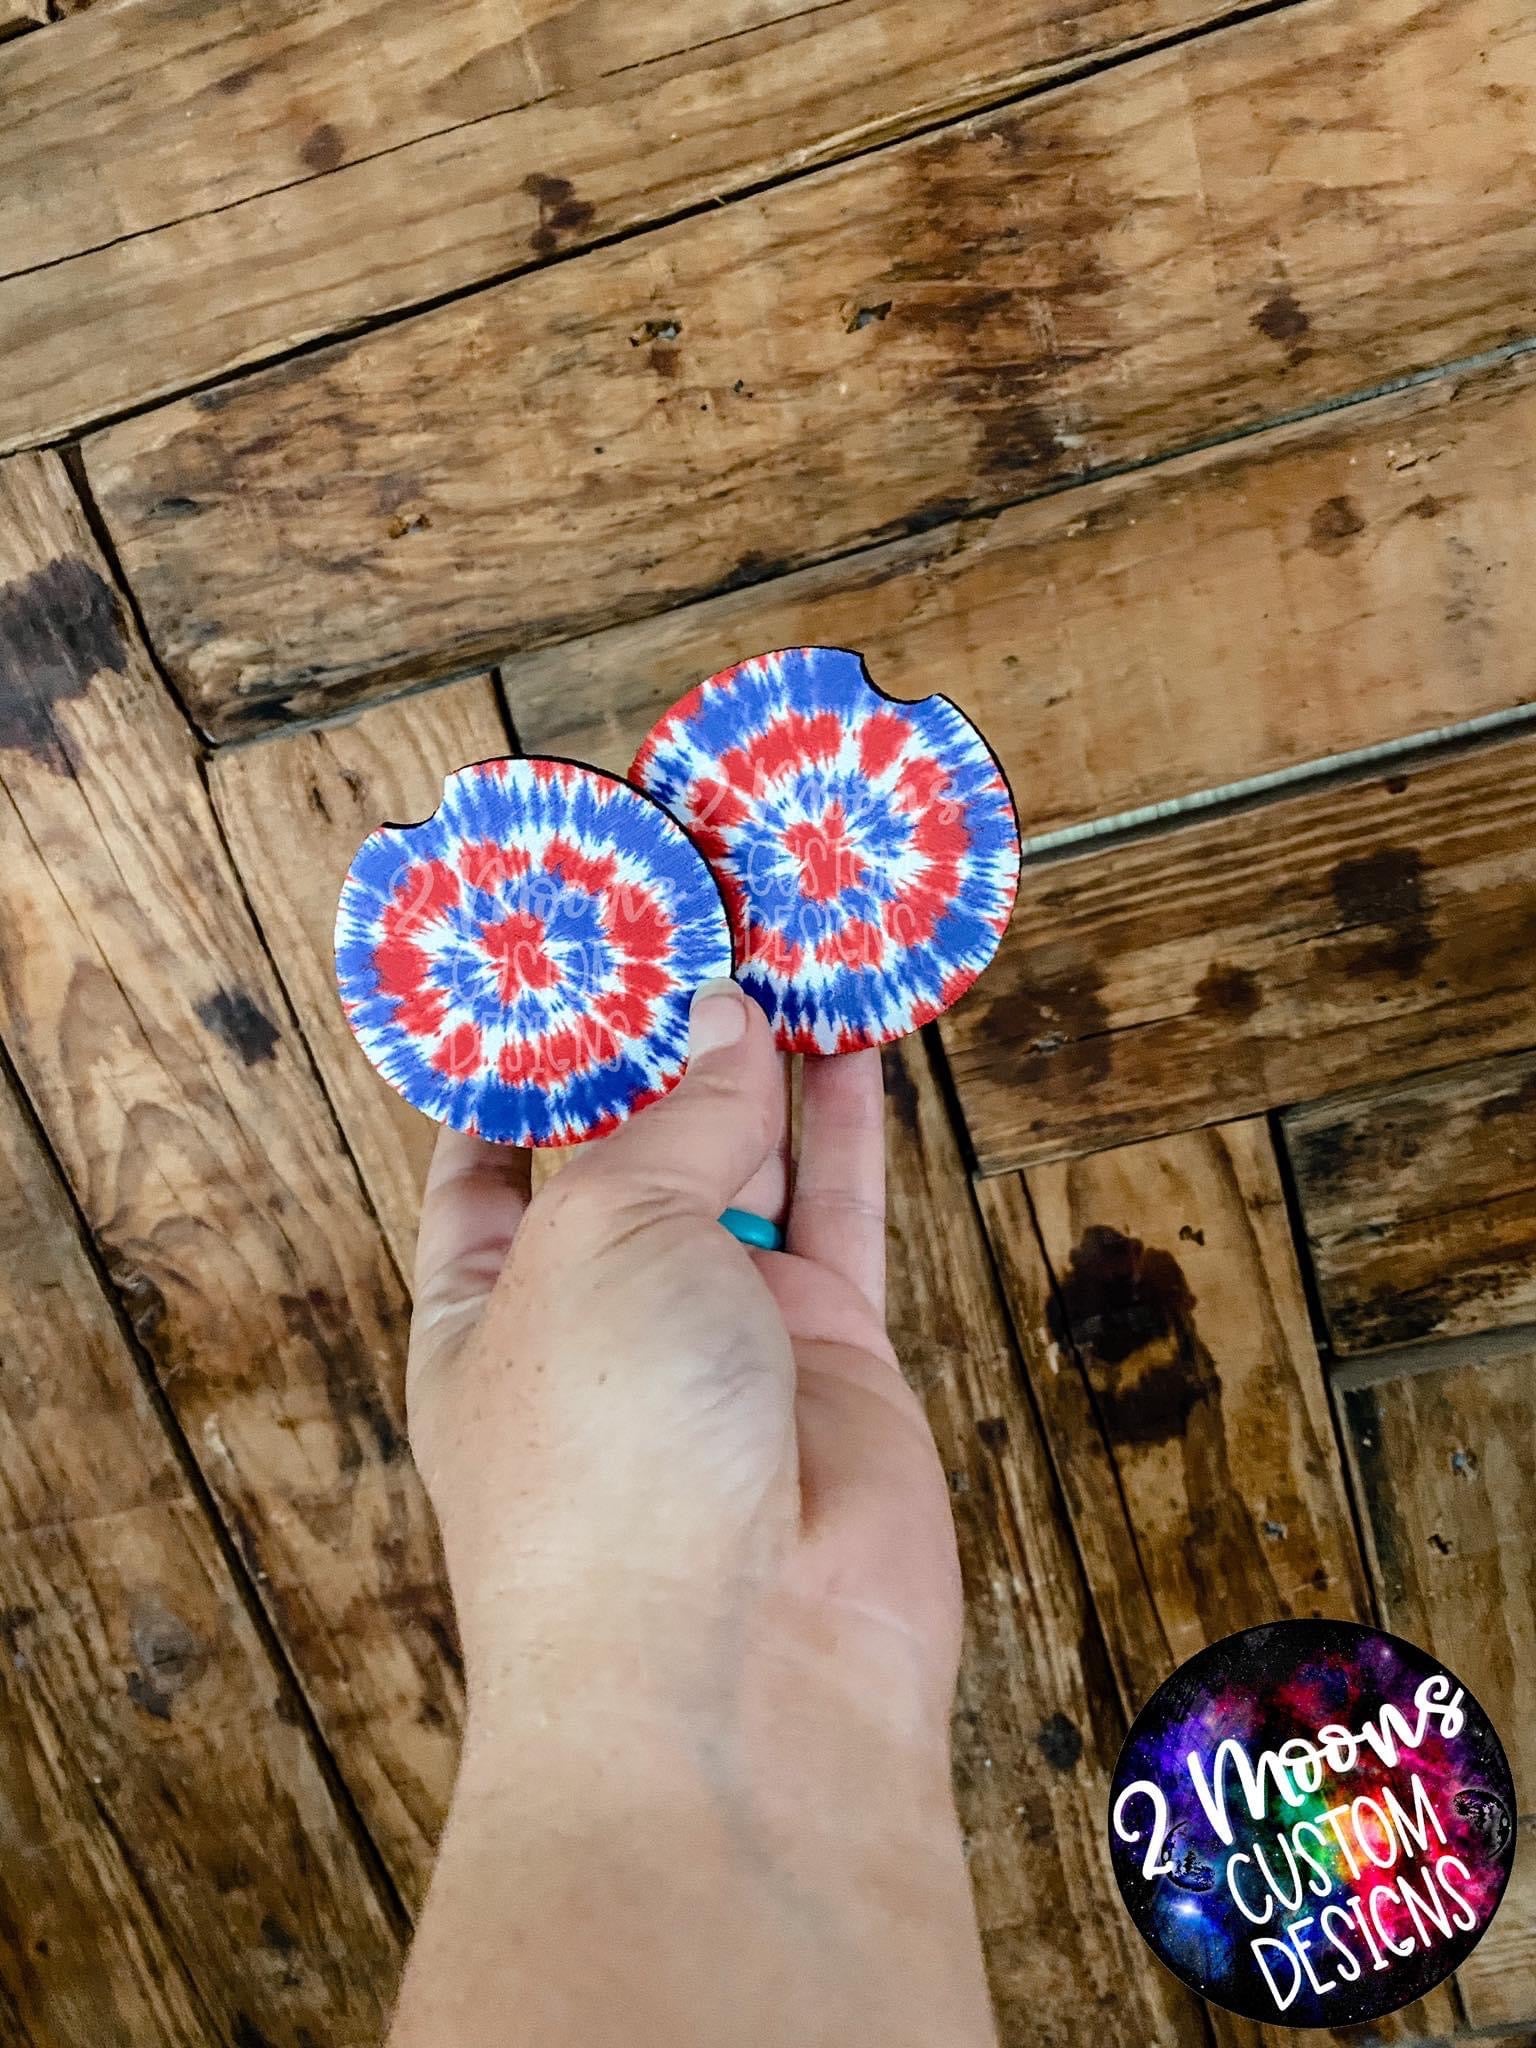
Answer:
883, 1034, 1203, 2047
944, 730, 1536, 1175
0, 0, 537, 278
0, 0, 1254, 455
505, 347, 1536, 847
208, 680, 510, 1278
0, 1071, 399, 2046
980, 1123, 1369, 1705
85, 0, 1536, 731
977, 1124, 1462, 2047
0, 452, 456, 1908
1340, 1349, 1535, 2025
1286, 1049, 1536, 1355
1340, 1352, 1534, 1808
1456, 1822, 1535, 2026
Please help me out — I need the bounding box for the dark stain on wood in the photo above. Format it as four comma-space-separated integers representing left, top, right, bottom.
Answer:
195, 988, 282, 1067
988, 958, 1113, 1087
125, 1595, 208, 1722
298, 123, 345, 175
976, 1415, 1010, 1451
1047, 1227, 1213, 1449
524, 173, 595, 258
0, 557, 129, 776
1047, 1225, 1196, 1369
260, 1914, 298, 1956
1308, 494, 1367, 556
1252, 288, 1312, 364
1035, 1712, 1084, 1772
881, 1044, 922, 1134
232, 2015, 279, 2048
278, 1288, 404, 1474
1328, 845, 1435, 977
1194, 961, 1261, 1020
1405, 493, 1447, 519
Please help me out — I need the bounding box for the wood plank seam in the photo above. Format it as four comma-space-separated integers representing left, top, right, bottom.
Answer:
0, 0, 1291, 286
921, 1029, 1180, 1711
54, 448, 427, 1322
1018, 699, 1536, 860
0, 0, 1316, 455
1330, 1319, 1536, 1390
171, 320, 1536, 740
55, 448, 425, 1324
1259, 1108, 1395, 1653
197, 742, 417, 1302
0, 1031, 413, 1941
0, 449, 462, 1906
186, 327, 1536, 754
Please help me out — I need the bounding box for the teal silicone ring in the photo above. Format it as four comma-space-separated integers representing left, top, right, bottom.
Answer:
719, 1207, 784, 1252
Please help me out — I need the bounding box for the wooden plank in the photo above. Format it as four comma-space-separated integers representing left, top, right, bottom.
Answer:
1340, 1349, 1535, 2025
1340, 1352, 1534, 1815
1286, 1049, 1536, 1355
942, 729, 1536, 1175
1456, 1824, 1535, 2027
208, 680, 510, 1279
0, 1068, 399, 2045
0, 0, 538, 278
883, 1033, 1204, 2047
84, 0, 1536, 732
977, 1122, 1461, 2046
980, 1122, 1369, 1703
0, 0, 1256, 457
0, 2, 46, 36
0, 451, 456, 1908
505, 347, 1536, 847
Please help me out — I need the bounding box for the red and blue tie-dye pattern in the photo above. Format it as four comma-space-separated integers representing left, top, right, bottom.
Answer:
630, 648, 1021, 1053
334, 758, 732, 1146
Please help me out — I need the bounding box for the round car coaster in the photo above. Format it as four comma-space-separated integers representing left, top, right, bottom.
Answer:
335, 757, 734, 1147
629, 647, 1020, 1054
1108, 1620, 1517, 2028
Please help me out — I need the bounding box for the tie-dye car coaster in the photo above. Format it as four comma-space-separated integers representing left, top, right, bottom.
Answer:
335, 757, 732, 1147
629, 647, 1020, 1053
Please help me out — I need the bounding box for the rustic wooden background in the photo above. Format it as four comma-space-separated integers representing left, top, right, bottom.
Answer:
1, 0, 1532, 2041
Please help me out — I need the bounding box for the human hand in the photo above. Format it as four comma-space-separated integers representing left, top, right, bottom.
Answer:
392, 978, 995, 2047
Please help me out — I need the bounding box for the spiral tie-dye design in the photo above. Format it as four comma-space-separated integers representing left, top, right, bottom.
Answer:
631, 647, 1021, 1053
335, 758, 732, 1147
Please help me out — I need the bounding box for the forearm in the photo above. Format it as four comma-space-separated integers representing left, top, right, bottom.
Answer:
389, 1704, 996, 2048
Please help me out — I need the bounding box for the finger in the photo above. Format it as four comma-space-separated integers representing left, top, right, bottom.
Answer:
564, 979, 781, 1217
786, 1048, 886, 1309
727, 1050, 791, 1227
413, 1126, 532, 1328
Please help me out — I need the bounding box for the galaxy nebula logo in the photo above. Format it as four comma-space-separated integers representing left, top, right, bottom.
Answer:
1107, 1621, 1517, 2026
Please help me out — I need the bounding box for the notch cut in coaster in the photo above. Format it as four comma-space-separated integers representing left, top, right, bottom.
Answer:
1108, 1620, 1518, 2028
335, 758, 733, 1147
630, 647, 1020, 1053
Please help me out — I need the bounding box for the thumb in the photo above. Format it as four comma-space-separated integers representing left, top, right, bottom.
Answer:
566, 978, 782, 1217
